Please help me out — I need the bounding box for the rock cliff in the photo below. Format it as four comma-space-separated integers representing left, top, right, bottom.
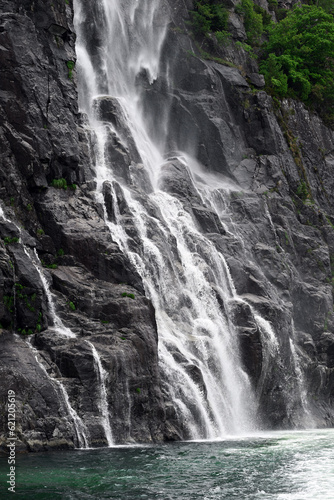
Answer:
0, 0, 333, 452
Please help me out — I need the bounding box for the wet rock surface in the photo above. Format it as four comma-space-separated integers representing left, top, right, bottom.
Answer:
0, 0, 334, 453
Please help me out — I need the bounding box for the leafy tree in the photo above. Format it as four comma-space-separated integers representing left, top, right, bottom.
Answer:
190, 1, 229, 36
260, 5, 334, 121
304, 0, 334, 15
236, 0, 263, 45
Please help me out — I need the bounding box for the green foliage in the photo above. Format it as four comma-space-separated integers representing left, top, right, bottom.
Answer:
36, 312, 42, 333
236, 0, 263, 45
18, 328, 34, 336
3, 237, 19, 245
69, 301, 76, 311
15, 283, 36, 312
36, 228, 45, 236
121, 292, 135, 299
304, 0, 334, 15
253, 3, 272, 27
296, 181, 309, 201
267, 0, 288, 20
235, 41, 257, 59
190, 1, 229, 36
136, 388, 141, 394
57, 248, 65, 257
261, 54, 288, 97
215, 30, 230, 45
4, 295, 14, 313
44, 263, 58, 269
51, 178, 68, 190
66, 60, 75, 79
260, 5, 334, 122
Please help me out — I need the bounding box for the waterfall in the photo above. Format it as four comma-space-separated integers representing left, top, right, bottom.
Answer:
30, 249, 76, 338
26, 339, 89, 448
73, 0, 258, 439
0, 207, 88, 445
289, 332, 316, 428
85, 340, 114, 446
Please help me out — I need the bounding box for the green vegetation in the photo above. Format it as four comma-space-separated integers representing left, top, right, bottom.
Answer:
44, 263, 58, 269
4, 295, 14, 314
186, 1, 334, 126
190, 1, 229, 37
15, 283, 36, 312
296, 182, 309, 202
51, 178, 68, 190
236, 0, 263, 45
66, 61, 75, 79
136, 388, 141, 394
3, 237, 19, 245
36, 312, 42, 333
68, 301, 76, 311
260, 5, 334, 125
50, 178, 76, 190
122, 292, 135, 299
17, 328, 34, 336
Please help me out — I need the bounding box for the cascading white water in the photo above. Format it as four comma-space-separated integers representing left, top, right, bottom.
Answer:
74, 0, 259, 438
85, 340, 114, 446
26, 339, 89, 448
31, 249, 76, 338
0, 208, 90, 446
289, 332, 316, 428
0, 206, 117, 447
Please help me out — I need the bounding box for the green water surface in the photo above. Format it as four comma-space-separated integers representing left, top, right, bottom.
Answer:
0, 429, 333, 499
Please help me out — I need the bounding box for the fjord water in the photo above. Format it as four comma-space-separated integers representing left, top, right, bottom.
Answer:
1, 429, 333, 499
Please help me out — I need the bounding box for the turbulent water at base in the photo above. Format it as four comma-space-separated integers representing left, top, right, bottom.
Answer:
73, 0, 315, 438
1, 429, 334, 499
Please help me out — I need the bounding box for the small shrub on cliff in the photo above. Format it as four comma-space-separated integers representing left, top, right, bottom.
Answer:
66, 61, 75, 79
121, 292, 135, 299
51, 178, 68, 190
3, 237, 19, 245
296, 182, 309, 202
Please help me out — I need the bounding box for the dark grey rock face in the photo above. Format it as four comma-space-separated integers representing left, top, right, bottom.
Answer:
0, 0, 181, 453
0, 0, 334, 454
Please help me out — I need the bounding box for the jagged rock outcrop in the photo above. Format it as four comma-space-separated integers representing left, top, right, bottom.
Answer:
0, 0, 334, 453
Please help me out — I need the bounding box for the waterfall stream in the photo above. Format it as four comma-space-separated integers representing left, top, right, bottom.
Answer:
0, 206, 115, 448
26, 339, 89, 449
72, 0, 316, 438
74, 0, 258, 438
85, 340, 114, 446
